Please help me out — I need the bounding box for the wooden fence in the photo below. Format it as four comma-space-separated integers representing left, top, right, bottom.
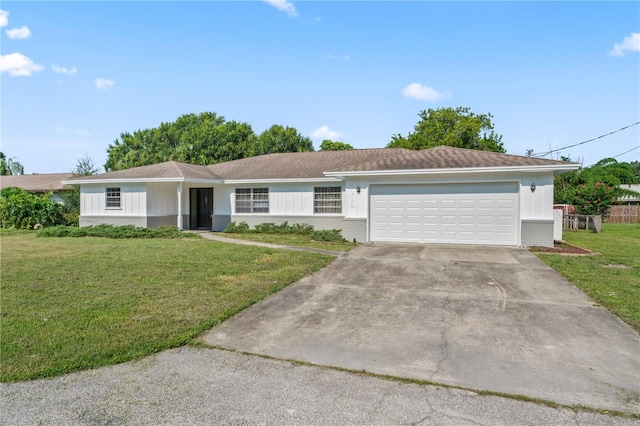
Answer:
606, 205, 640, 223
563, 214, 602, 233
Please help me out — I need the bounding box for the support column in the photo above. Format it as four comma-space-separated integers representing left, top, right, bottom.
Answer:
177, 182, 183, 229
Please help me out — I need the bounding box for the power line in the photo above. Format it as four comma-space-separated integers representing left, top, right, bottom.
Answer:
532, 121, 640, 157
583, 145, 640, 167
613, 145, 640, 159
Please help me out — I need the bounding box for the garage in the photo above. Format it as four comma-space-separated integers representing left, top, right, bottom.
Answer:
369, 182, 519, 245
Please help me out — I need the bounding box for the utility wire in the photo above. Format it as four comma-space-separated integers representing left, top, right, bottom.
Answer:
613, 145, 640, 159
583, 145, 640, 167
532, 121, 640, 157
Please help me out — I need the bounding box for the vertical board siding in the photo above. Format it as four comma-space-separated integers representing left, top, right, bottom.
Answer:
80, 184, 146, 216
147, 183, 178, 216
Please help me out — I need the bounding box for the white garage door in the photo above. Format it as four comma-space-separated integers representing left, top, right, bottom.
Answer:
370, 183, 519, 245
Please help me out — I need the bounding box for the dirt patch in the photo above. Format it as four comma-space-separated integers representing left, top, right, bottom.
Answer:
529, 241, 595, 256
603, 264, 633, 270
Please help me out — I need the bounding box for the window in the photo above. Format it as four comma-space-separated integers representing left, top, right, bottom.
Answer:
106, 187, 121, 208
235, 188, 269, 213
314, 187, 342, 214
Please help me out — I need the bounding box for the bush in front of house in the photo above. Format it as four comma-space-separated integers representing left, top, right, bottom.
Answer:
223, 221, 346, 242
0, 187, 65, 229
37, 224, 198, 239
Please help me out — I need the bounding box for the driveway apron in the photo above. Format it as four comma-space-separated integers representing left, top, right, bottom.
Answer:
204, 244, 640, 413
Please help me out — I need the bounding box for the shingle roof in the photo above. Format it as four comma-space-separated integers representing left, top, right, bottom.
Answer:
65, 146, 578, 183
326, 146, 574, 173
0, 173, 74, 192
65, 161, 222, 181
207, 149, 412, 179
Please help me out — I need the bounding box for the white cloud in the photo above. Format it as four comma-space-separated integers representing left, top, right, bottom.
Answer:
0, 10, 8, 28
310, 125, 342, 140
6, 26, 30, 39
0, 52, 43, 76
402, 82, 450, 101
263, 0, 298, 18
52, 64, 77, 75
327, 54, 350, 60
94, 78, 115, 89
53, 126, 90, 137
608, 33, 640, 57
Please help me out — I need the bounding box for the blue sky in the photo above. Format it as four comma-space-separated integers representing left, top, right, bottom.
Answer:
1, 1, 638, 174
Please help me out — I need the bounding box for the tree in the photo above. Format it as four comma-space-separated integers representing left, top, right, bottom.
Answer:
629, 161, 639, 181
104, 112, 313, 171
0, 152, 24, 175
73, 153, 100, 176
255, 125, 314, 156
319, 140, 354, 151
387, 107, 505, 153
0, 187, 64, 229
554, 157, 640, 213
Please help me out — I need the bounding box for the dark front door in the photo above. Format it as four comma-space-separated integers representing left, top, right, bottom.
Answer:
190, 188, 213, 229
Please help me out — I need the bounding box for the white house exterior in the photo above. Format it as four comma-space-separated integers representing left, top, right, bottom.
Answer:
63, 147, 579, 247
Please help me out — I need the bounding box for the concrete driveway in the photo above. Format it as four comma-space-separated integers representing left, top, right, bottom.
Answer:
205, 244, 640, 413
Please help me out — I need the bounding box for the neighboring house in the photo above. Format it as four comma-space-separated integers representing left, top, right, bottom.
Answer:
63, 146, 579, 247
618, 184, 640, 205
0, 173, 74, 202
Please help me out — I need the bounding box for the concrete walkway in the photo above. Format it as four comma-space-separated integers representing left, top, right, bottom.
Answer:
187, 230, 345, 256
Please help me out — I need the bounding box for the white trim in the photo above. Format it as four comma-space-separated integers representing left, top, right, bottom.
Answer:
325, 164, 579, 178
224, 177, 341, 184
62, 177, 223, 185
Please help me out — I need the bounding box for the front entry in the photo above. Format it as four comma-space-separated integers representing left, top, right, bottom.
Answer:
189, 188, 213, 229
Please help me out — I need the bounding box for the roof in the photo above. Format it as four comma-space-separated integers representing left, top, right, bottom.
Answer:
207, 149, 412, 179
0, 173, 74, 192
63, 146, 580, 184
64, 161, 223, 183
325, 146, 576, 173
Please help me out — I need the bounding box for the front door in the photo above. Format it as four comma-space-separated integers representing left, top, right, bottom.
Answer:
190, 188, 213, 229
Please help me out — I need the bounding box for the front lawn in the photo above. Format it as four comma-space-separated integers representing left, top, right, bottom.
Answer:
0, 231, 334, 382
219, 232, 358, 252
535, 223, 640, 331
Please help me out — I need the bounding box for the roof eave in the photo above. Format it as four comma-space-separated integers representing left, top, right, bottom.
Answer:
324, 164, 581, 178
61, 177, 224, 185
223, 177, 342, 185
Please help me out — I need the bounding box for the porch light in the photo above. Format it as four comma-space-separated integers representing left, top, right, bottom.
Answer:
530, 183, 536, 192
356, 186, 361, 194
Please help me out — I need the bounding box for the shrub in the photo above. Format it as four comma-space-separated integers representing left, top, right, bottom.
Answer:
0, 187, 64, 229
37, 224, 197, 239
573, 182, 617, 216
224, 221, 250, 233
311, 229, 346, 242
223, 220, 346, 242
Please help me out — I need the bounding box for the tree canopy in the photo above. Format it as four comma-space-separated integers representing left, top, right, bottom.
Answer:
0, 152, 24, 175
554, 157, 639, 215
387, 107, 505, 153
255, 125, 313, 155
104, 113, 314, 172
319, 140, 354, 151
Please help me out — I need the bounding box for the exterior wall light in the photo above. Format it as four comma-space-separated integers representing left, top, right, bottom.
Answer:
356, 185, 361, 194
530, 183, 536, 192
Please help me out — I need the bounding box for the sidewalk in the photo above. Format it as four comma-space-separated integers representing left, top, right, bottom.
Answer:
186, 230, 345, 256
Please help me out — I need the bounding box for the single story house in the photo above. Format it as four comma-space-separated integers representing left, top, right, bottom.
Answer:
63, 146, 579, 247
1, 173, 74, 202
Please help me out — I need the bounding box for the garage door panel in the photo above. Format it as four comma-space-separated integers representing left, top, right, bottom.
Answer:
370, 183, 518, 245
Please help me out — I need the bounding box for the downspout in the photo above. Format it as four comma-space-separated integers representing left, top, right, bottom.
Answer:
177, 182, 183, 229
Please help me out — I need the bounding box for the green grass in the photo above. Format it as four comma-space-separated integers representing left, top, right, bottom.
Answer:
219, 232, 358, 252
535, 223, 640, 331
0, 231, 334, 382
